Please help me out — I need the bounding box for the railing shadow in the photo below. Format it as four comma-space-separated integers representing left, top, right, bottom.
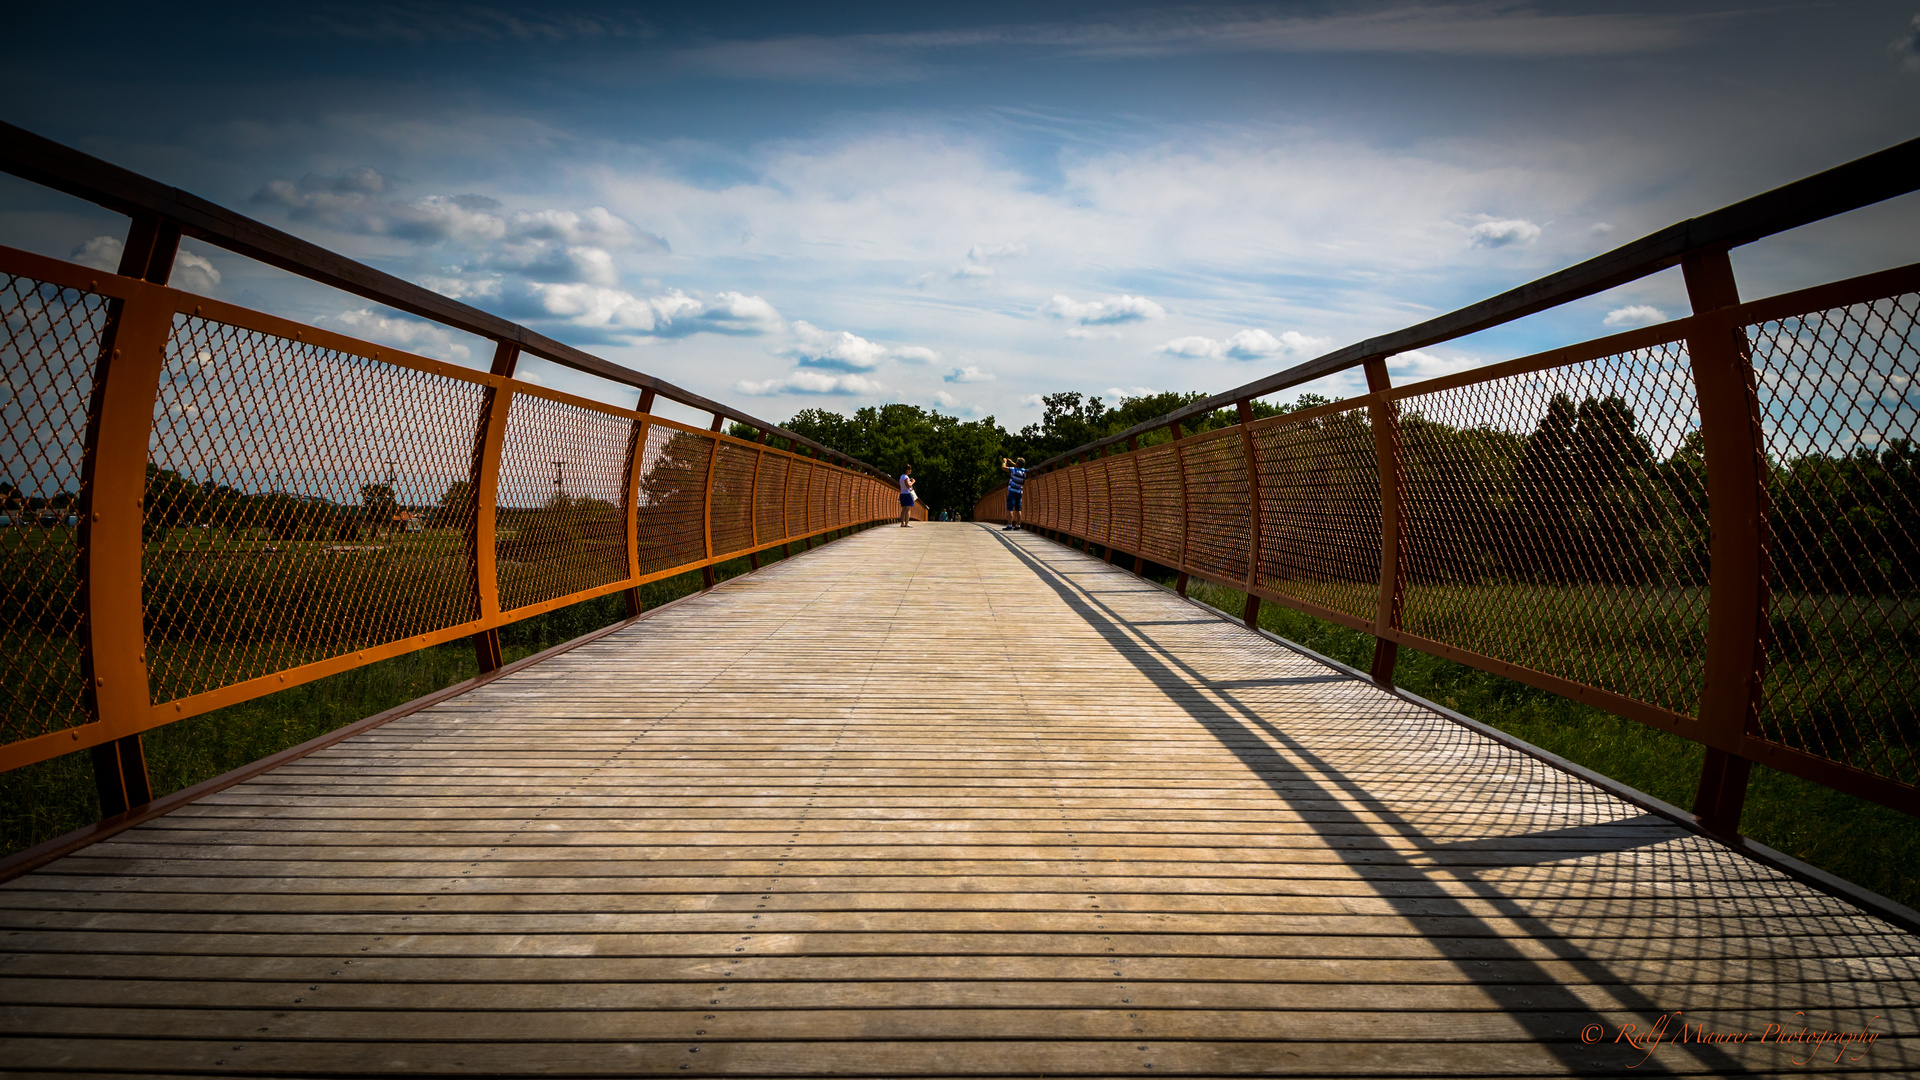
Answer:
984, 525, 1915, 1075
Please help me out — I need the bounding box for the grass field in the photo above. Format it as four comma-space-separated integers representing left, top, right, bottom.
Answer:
0, 533, 844, 859
1177, 577, 1920, 912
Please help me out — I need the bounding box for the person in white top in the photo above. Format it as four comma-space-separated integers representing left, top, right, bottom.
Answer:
897, 465, 916, 527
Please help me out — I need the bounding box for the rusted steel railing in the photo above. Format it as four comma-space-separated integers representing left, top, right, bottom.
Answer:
0, 128, 898, 809
979, 139, 1920, 827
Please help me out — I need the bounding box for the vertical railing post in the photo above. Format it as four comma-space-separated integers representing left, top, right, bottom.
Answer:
1684, 249, 1768, 834
1101, 444, 1117, 563
1130, 435, 1146, 576
1237, 400, 1264, 629
621, 387, 655, 618
468, 342, 517, 672
701, 412, 722, 588
748, 430, 766, 569
1365, 357, 1404, 686
780, 443, 795, 556
78, 274, 174, 815
1171, 421, 1191, 597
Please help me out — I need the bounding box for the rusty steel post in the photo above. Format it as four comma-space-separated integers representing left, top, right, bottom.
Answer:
1684, 249, 1767, 834
621, 387, 656, 618
1171, 421, 1191, 597
1237, 399, 1264, 629
1365, 357, 1405, 686
116, 215, 181, 284
78, 277, 174, 815
700, 427, 720, 589
468, 342, 518, 673
748, 441, 764, 570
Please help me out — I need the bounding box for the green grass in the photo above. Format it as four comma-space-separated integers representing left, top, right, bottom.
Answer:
0, 530, 851, 859
1176, 577, 1920, 912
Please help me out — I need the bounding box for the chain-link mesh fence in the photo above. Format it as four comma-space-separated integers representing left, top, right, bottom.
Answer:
0, 273, 105, 743
1253, 404, 1382, 624
1750, 290, 1920, 787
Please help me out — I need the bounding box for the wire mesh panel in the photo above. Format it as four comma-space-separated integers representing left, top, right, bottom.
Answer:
709, 441, 757, 560
143, 316, 488, 703
0, 273, 107, 744
493, 393, 632, 613
755, 455, 788, 544
1109, 454, 1142, 552
1182, 428, 1252, 584
809, 462, 829, 532
1087, 459, 1111, 545
1253, 406, 1382, 623
786, 460, 812, 536
1394, 340, 1707, 717
1137, 443, 1184, 565
1749, 289, 1920, 786
636, 424, 711, 575
829, 469, 848, 528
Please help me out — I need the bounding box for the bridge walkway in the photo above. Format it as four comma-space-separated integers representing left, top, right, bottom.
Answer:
2, 523, 1916, 1076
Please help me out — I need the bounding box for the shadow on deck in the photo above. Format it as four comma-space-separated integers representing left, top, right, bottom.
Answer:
1, 523, 1915, 1076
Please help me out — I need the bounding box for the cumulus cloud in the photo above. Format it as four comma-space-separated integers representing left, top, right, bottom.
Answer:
735, 370, 882, 396
945, 364, 994, 383
1157, 328, 1329, 361
1386, 349, 1482, 381
785, 320, 890, 370
1468, 217, 1543, 248
1105, 386, 1157, 399
251, 172, 667, 289
1603, 304, 1668, 328
892, 346, 941, 364
319, 308, 474, 362
1040, 293, 1166, 325
951, 263, 996, 279
518, 283, 780, 337
968, 241, 1028, 261
1019, 394, 1046, 407
1895, 15, 1920, 70
171, 252, 223, 295
70, 235, 124, 272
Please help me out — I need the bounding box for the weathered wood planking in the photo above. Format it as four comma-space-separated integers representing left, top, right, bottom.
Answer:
2, 523, 1915, 1077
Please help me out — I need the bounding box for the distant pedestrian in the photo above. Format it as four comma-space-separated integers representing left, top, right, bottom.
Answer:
898, 466, 916, 527
1000, 456, 1027, 531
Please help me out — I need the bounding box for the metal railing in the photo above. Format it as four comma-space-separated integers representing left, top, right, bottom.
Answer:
0, 127, 898, 809
979, 139, 1920, 827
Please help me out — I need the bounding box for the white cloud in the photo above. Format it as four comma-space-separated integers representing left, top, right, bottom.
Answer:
785, 320, 890, 370
171, 252, 222, 295
735, 370, 883, 396
1603, 304, 1669, 328
967, 241, 1028, 261
1468, 217, 1542, 248
1019, 394, 1046, 407
524, 283, 779, 337
1386, 349, 1483, 381
1040, 293, 1166, 325
1894, 15, 1920, 70
951, 263, 996, 279
70, 235, 123, 272
892, 346, 941, 364
1590, 222, 1616, 236
1157, 328, 1329, 361
320, 308, 474, 362
945, 364, 994, 383
1105, 386, 1156, 399
1066, 326, 1125, 340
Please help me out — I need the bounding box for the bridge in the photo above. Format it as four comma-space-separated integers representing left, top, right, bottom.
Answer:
2, 124, 1919, 1075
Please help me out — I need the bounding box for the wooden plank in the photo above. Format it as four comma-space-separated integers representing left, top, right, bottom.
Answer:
3, 524, 1916, 1078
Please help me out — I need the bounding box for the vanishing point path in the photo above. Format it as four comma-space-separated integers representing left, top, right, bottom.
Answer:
2, 523, 1916, 1077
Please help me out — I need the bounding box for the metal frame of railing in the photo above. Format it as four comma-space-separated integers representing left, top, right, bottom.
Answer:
0, 126, 898, 813
979, 139, 1920, 829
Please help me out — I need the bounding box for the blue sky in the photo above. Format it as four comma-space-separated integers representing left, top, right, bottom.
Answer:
4, 2, 1918, 425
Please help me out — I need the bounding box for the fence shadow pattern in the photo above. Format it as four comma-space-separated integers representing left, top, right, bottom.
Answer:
0, 244, 896, 771
984, 264, 1920, 817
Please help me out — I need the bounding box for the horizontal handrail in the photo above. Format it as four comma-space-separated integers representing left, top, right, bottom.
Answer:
0, 121, 886, 479
986, 253, 1920, 826
1029, 136, 1920, 471
0, 240, 896, 785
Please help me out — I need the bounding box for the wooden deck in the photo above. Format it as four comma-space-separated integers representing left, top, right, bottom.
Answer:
2, 523, 1916, 1076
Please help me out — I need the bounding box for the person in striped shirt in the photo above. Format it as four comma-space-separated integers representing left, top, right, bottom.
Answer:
1000, 456, 1027, 531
